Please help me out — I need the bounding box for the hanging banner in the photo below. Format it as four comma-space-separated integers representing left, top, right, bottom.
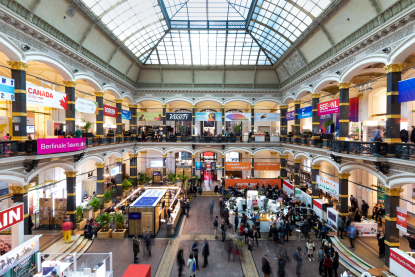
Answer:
397, 206, 407, 232
0, 76, 15, 101
317, 98, 339, 116
75, 97, 98, 114
285, 111, 295, 121
398, 77, 415, 103
196, 162, 201, 170
377, 180, 385, 205
225, 113, 250, 121
254, 162, 280, 171
316, 175, 339, 198
122, 109, 132, 120
298, 106, 312, 119
37, 137, 86, 155
349, 97, 359, 122
254, 113, 280, 121
225, 178, 281, 189
0, 236, 39, 276
103, 104, 118, 118
195, 112, 221, 121
0, 204, 23, 232
166, 113, 192, 121
137, 112, 162, 121
225, 162, 251, 170
313, 199, 323, 219
26, 83, 68, 110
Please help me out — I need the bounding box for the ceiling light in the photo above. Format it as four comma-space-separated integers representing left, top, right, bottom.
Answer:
382, 47, 391, 54
73, 69, 79, 73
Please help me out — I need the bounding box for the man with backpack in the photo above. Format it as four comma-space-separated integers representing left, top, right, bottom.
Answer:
192, 239, 199, 270
348, 225, 357, 250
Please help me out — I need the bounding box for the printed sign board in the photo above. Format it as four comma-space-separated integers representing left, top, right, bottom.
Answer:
166, 113, 192, 121
26, 83, 68, 110
103, 104, 118, 118
0, 76, 15, 101
254, 113, 280, 121
37, 138, 86, 155
317, 98, 339, 116
316, 175, 339, 198
0, 204, 23, 231
75, 97, 98, 114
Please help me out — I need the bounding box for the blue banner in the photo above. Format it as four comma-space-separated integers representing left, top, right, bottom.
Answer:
122, 109, 132, 120
0, 76, 15, 101
195, 112, 221, 121
196, 162, 201, 170
181, 152, 189, 160
298, 106, 312, 119
134, 197, 159, 206
399, 78, 415, 103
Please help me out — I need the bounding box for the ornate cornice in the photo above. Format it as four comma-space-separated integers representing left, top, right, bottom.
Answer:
384, 188, 403, 196
7, 61, 28, 71
338, 173, 351, 180
337, 82, 350, 89
384, 63, 404, 73
64, 171, 78, 178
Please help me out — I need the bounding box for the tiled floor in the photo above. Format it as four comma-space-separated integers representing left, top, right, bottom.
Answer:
182, 196, 222, 235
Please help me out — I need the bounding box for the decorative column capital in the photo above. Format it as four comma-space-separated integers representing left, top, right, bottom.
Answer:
10, 185, 30, 194
7, 61, 29, 71
384, 187, 403, 196
293, 100, 301, 105
129, 154, 138, 158
280, 155, 288, 159
95, 163, 105, 168
95, 91, 104, 97
140, 151, 147, 154
250, 105, 255, 109
129, 104, 137, 108
116, 158, 123, 163
251, 155, 255, 159
293, 159, 301, 163
338, 173, 351, 179
192, 155, 196, 158
63, 81, 76, 87
311, 164, 320, 170
162, 154, 167, 158
357, 93, 363, 99
162, 105, 166, 108
115, 99, 123, 104
279, 105, 288, 110
337, 82, 350, 89
192, 105, 195, 108
384, 63, 403, 73
64, 171, 78, 178
311, 93, 321, 99
222, 155, 225, 158
221, 105, 225, 109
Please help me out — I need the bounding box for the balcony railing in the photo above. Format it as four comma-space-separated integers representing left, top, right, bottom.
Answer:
0, 140, 19, 157
329, 140, 388, 157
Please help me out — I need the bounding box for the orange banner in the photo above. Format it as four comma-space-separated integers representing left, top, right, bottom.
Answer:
254, 162, 280, 171
224, 179, 281, 189
225, 162, 251, 171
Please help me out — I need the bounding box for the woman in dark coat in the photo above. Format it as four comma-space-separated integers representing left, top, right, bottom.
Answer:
278, 254, 286, 277
176, 249, 185, 277
332, 251, 339, 277
377, 231, 385, 258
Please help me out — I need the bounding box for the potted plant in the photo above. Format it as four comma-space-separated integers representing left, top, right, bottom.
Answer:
235, 123, 242, 136
177, 174, 189, 192
81, 119, 95, 146
76, 206, 88, 230
104, 189, 115, 209
301, 131, 308, 145
138, 173, 146, 187
107, 129, 115, 144
89, 197, 102, 218
122, 179, 133, 197
168, 173, 176, 185
177, 124, 184, 135
111, 211, 127, 239
124, 130, 130, 142
323, 119, 334, 139
96, 212, 113, 239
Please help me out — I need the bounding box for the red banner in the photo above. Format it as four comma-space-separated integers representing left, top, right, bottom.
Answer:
103, 104, 118, 118
317, 98, 339, 116
224, 179, 281, 189
397, 206, 407, 232
0, 204, 23, 232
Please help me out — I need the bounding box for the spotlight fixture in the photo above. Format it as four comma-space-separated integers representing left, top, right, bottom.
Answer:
102, 82, 106, 86
309, 84, 313, 87
121, 91, 125, 94
73, 69, 79, 73
22, 45, 31, 51
335, 71, 341, 75
382, 47, 391, 54
106, 167, 109, 173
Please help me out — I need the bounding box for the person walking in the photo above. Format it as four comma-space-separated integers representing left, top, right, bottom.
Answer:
186, 200, 190, 217
361, 200, 369, 217
187, 253, 196, 277
144, 231, 152, 257
278, 223, 285, 244
28, 215, 34, 235
348, 225, 357, 250
306, 238, 315, 261
377, 231, 385, 258
318, 246, 325, 276
61, 219, 73, 244
293, 247, 303, 277
262, 253, 271, 277
176, 249, 185, 277
133, 235, 140, 264
324, 254, 333, 277
202, 239, 210, 268
234, 213, 239, 233
213, 216, 219, 239
209, 198, 214, 216
405, 234, 415, 252
337, 216, 344, 239
221, 220, 227, 242
277, 254, 286, 277
332, 251, 340, 277
192, 239, 199, 270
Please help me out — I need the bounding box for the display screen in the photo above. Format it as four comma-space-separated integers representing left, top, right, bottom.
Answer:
328, 210, 337, 222
129, 212, 141, 220
153, 171, 161, 176
111, 167, 119, 176
204, 121, 214, 127
151, 161, 163, 167
27, 125, 35, 134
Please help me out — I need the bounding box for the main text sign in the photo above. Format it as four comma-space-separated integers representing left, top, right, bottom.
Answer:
317, 98, 339, 116
0, 204, 23, 231
316, 175, 339, 197
37, 138, 86, 155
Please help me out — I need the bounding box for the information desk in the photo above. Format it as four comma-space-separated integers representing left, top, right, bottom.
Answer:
254, 134, 265, 142
350, 219, 377, 236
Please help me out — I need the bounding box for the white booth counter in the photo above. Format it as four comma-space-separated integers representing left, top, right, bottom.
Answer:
254, 134, 265, 142
350, 219, 378, 236
270, 136, 280, 142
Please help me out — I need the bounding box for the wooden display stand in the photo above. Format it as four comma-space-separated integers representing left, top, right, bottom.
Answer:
54, 198, 67, 225
39, 198, 53, 226
145, 168, 169, 183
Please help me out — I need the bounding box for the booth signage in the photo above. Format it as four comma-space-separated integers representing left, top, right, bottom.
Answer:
398, 77, 415, 103
103, 104, 118, 118
37, 137, 86, 155
196, 162, 201, 170
317, 98, 339, 116
390, 248, 415, 276
316, 175, 339, 197
397, 206, 415, 235
0, 204, 23, 231
0, 236, 39, 276
225, 113, 250, 121
327, 208, 338, 229
75, 97, 98, 114
313, 199, 323, 219
254, 113, 280, 121
150, 161, 163, 167
166, 113, 192, 121
0, 76, 15, 101
26, 83, 68, 110
224, 178, 281, 189
225, 162, 251, 171
298, 106, 312, 119
254, 162, 280, 171
283, 180, 294, 195
285, 111, 295, 121
137, 112, 162, 121
195, 112, 221, 121
295, 188, 312, 208
122, 109, 132, 120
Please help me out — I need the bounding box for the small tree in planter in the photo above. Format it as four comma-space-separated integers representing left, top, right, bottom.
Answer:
104, 189, 115, 209
177, 124, 184, 135
76, 206, 88, 230
96, 212, 113, 239
89, 197, 102, 218
235, 123, 242, 136
112, 211, 127, 239
138, 173, 146, 187
122, 179, 133, 197
177, 174, 190, 192
168, 173, 176, 185
81, 119, 94, 134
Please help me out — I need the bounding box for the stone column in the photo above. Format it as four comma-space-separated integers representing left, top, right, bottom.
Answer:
116, 99, 122, 143
337, 82, 350, 140
64, 171, 77, 226
222, 105, 225, 137
294, 159, 301, 189
294, 100, 301, 145
311, 164, 320, 201
384, 64, 403, 154
311, 93, 320, 147
129, 104, 137, 142
251, 105, 255, 142
8, 61, 28, 154
10, 185, 29, 234
251, 154, 255, 178
129, 154, 137, 187
384, 187, 403, 267
95, 163, 105, 209
163, 154, 167, 185
221, 154, 225, 186
63, 81, 76, 137
280, 155, 287, 179
192, 154, 196, 177
162, 105, 166, 142
140, 151, 146, 176
95, 92, 104, 145
279, 105, 287, 143
338, 173, 351, 218
116, 158, 123, 198
192, 105, 195, 142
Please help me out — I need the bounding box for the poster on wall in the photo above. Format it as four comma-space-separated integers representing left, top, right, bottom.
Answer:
295, 188, 312, 208
317, 98, 339, 116
166, 112, 192, 121
0, 116, 10, 135
225, 113, 250, 121
285, 111, 295, 121
0, 76, 15, 101
254, 162, 280, 171
137, 112, 162, 121
122, 109, 132, 120
327, 208, 338, 229
316, 175, 339, 198
0, 236, 39, 276
75, 97, 98, 114
397, 206, 415, 235
196, 162, 201, 170
103, 104, 118, 118
225, 162, 251, 170
377, 180, 385, 205
298, 106, 312, 119
195, 112, 221, 121
26, 83, 68, 110
254, 113, 280, 121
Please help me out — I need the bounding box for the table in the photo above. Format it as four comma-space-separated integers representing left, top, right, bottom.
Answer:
350, 220, 377, 236
367, 267, 385, 277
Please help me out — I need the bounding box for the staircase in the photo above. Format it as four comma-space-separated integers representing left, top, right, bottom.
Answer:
43, 234, 93, 262
199, 191, 222, 197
